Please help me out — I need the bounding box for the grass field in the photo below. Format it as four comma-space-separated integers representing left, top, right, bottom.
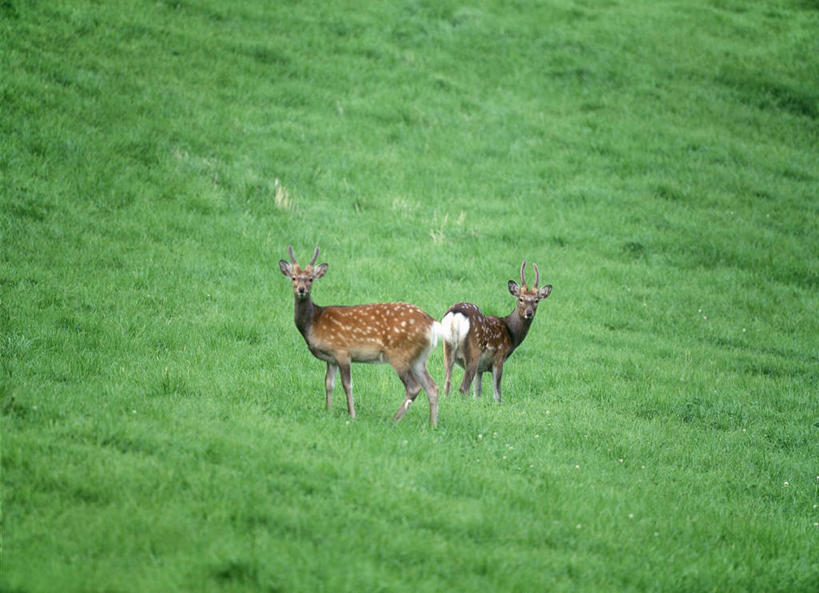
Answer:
2, 0, 818, 591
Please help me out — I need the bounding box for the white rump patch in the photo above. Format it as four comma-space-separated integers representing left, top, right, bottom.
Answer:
440, 312, 470, 347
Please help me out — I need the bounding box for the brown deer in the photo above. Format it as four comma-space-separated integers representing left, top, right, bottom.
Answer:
279, 247, 442, 426
441, 261, 551, 403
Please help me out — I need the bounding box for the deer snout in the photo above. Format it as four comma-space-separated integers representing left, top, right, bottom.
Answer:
524, 308, 534, 319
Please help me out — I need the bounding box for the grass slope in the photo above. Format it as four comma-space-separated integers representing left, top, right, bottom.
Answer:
2, 0, 817, 591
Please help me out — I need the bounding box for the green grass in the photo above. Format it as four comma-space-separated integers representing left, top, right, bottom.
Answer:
2, 0, 817, 591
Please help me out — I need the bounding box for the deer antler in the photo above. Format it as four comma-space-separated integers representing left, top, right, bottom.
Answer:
520, 260, 527, 288
309, 247, 320, 266
288, 246, 297, 265
533, 263, 540, 288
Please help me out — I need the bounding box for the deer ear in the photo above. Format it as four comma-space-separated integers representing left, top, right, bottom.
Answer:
508, 280, 520, 297
313, 263, 328, 279
539, 285, 552, 300
279, 260, 293, 277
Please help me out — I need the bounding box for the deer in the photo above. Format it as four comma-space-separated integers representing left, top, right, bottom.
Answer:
441, 261, 551, 404
279, 247, 442, 426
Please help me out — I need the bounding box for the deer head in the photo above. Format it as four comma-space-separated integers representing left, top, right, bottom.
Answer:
507, 261, 552, 320
279, 246, 328, 299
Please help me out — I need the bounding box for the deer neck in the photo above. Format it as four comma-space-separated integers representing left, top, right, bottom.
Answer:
293, 294, 320, 340
503, 310, 534, 352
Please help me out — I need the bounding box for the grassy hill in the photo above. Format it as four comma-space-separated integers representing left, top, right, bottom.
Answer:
1, 0, 817, 591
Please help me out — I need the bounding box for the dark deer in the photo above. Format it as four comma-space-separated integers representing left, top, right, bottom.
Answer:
441, 261, 551, 403
279, 247, 442, 426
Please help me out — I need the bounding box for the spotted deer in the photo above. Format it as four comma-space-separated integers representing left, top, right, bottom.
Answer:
279, 247, 442, 426
441, 261, 552, 403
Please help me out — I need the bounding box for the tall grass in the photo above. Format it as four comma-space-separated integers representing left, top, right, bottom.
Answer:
2, 0, 817, 591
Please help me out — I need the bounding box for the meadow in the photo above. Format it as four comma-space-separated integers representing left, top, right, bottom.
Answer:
1, 0, 817, 591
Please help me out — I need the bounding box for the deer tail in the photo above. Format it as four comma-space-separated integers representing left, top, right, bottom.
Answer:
428, 320, 444, 349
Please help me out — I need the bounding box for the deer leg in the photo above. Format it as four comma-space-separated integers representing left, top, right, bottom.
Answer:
473, 372, 483, 398
412, 363, 440, 427
491, 362, 504, 404
324, 363, 338, 410
393, 369, 422, 423
443, 342, 454, 396
459, 356, 479, 396
338, 360, 355, 419
458, 339, 481, 396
